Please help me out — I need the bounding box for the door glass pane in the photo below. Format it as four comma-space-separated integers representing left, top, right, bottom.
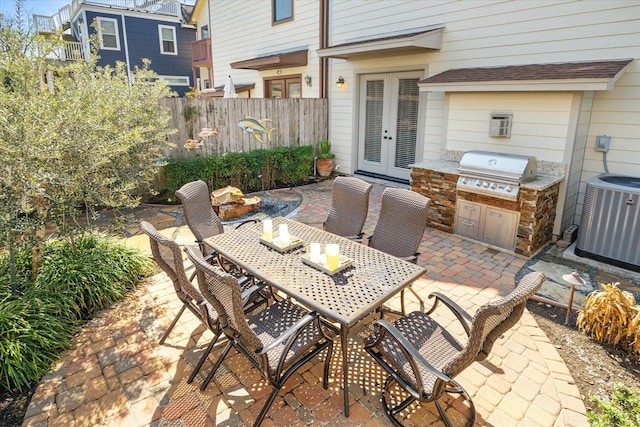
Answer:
394, 78, 419, 168
270, 83, 283, 98
364, 80, 384, 163
288, 82, 301, 98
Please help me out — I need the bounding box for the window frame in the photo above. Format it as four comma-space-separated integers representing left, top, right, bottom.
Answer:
97, 17, 120, 50
158, 24, 178, 55
272, 0, 293, 25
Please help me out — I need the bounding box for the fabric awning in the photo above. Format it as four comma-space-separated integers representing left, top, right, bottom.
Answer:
231, 49, 308, 71
317, 26, 444, 59
418, 59, 633, 92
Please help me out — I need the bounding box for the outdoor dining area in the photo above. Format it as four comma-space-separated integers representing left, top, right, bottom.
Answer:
22, 178, 587, 427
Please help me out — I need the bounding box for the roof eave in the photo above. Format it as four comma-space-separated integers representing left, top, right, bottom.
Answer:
419, 78, 620, 92
317, 27, 443, 59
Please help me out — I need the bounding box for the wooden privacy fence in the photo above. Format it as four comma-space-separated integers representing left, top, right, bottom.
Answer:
160, 97, 328, 159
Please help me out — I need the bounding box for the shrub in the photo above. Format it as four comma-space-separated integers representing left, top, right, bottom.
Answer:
577, 282, 639, 359
29, 232, 153, 319
588, 382, 640, 426
163, 145, 314, 198
0, 296, 75, 391
0, 232, 153, 392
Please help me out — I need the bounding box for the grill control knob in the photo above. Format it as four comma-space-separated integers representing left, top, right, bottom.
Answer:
506, 185, 513, 192
490, 183, 497, 189
483, 181, 490, 188
476, 180, 483, 187
461, 177, 468, 184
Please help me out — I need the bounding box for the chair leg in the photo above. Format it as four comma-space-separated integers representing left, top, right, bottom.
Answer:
254, 385, 281, 427
322, 341, 334, 389
187, 332, 220, 384
159, 303, 187, 345
381, 376, 414, 427
200, 340, 233, 391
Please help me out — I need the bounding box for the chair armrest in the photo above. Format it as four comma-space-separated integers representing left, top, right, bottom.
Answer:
234, 219, 259, 229
426, 292, 473, 336
370, 319, 451, 384
240, 281, 266, 306
398, 253, 419, 263
256, 311, 320, 355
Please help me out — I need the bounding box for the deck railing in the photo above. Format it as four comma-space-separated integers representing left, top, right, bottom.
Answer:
191, 38, 212, 67
33, 0, 181, 33
48, 42, 86, 61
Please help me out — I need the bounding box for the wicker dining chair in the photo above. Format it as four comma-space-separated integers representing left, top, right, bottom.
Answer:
368, 187, 431, 313
323, 176, 373, 240
364, 271, 545, 427
140, 221, 264, 384
175, 180, 256, 270
185, 245, 336, 427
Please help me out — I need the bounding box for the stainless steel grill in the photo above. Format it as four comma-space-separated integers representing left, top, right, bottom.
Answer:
457, 151, 537, 201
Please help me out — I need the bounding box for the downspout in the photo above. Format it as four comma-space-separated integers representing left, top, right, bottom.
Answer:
319, 0, 328, 99
120, 13, 132, 84
208, 0, 214, 89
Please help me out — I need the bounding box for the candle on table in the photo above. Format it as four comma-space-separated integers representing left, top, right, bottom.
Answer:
262, 219, 272, 242
325, 244, 340, 270
279, 224, 290, 246
310, 243, 321, 263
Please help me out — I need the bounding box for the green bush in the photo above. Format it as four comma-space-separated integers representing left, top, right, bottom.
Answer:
0, 232, 153, 392
588, 383, 640, 426
30, 232, 153, 318
163, 145, 314, 198
0, 296, 74, 391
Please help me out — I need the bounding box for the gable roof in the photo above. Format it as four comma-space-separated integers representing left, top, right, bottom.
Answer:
419, 59, 633, 92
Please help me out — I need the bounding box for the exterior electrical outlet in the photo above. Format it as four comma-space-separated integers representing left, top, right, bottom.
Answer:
596, 135, 610, 152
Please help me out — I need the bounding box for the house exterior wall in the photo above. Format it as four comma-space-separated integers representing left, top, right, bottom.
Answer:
325, 0, 640, 230
203, 0, 321, 98
78, 8, 195, 96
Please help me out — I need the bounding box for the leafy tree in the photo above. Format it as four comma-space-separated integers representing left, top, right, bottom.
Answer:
0, 1, 175, 288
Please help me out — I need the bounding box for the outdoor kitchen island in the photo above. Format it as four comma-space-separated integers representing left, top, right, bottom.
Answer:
410, 157, 564, 258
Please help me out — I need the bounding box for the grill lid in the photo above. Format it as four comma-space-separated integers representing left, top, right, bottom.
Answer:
458, 150, 537, 183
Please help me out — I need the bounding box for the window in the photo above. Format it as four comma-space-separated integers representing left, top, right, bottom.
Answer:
272, 0, 293, 24
201, 25, 209, 39
159, 76, 190, 86
264, 75, 301, 98
159, 25, 177, 55
98, 18, 119, 50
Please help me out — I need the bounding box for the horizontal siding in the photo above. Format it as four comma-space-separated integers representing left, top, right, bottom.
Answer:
206, 0, 321, 97
445, 92, 573, 161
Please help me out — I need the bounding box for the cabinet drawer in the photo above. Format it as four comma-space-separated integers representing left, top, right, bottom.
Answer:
456, 217, 480, 239
457, 201, 481, 221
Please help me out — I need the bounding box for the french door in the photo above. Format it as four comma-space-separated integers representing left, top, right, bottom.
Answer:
357, 71, 421, 180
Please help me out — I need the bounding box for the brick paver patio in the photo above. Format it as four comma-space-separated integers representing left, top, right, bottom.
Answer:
22, 179, 588, 426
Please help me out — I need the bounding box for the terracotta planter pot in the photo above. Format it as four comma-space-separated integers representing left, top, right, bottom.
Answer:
316, 158, 335, 177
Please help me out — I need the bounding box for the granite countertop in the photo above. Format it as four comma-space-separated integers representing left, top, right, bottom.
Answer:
410, 160, 565, 190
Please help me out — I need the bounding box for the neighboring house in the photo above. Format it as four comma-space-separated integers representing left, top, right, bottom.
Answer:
189, 0, 323, 98
33, 0, 196, 97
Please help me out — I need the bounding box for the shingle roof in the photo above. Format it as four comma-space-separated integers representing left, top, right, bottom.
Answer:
420, 59, 633, 84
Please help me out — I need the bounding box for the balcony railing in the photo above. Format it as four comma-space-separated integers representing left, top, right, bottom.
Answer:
48, 42, 86, 61
34, 0, 181, 33
191, 38, 212, 67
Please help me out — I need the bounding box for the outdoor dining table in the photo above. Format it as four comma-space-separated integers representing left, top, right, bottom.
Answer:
203, 217, 426, 416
